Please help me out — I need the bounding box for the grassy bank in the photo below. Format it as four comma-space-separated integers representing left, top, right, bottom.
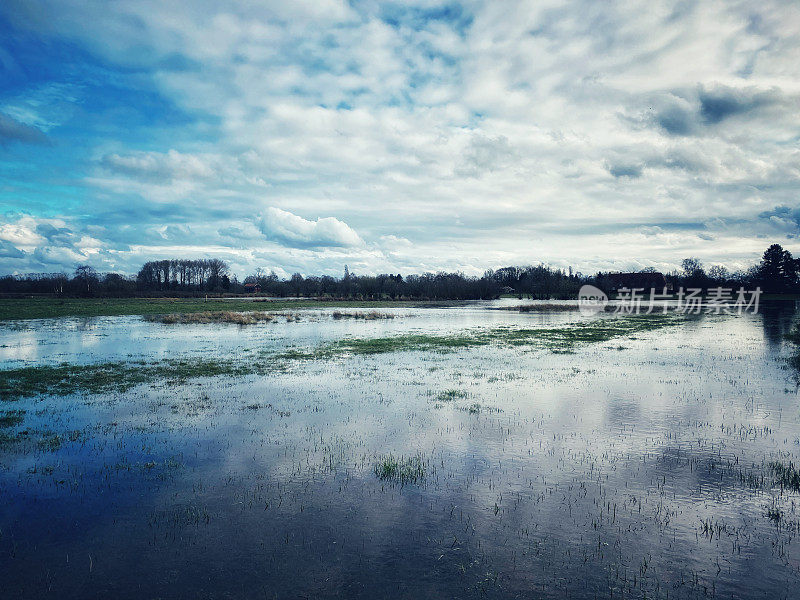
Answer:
0, 297, 426, 321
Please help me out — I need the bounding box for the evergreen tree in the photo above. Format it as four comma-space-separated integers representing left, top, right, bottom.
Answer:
757, 243, 797, 293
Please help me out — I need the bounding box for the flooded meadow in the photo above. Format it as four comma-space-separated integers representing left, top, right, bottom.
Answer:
2, 300, 800, 598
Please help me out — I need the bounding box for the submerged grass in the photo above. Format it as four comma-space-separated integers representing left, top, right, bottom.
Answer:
1, 314, 685, 401
769, 461, 800, 492
0, 430, 21, 449
0, 429, 64, 452
281, 314, 686, 360
0, 409, 25, 427
0, 358, 257, 401
782, 326, 800, 377
374, 454, 429, 485
435, 389, 469, 402
331, 310, 395, 320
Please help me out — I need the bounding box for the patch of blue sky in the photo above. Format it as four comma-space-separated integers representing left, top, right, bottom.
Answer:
378, 2, 473, 35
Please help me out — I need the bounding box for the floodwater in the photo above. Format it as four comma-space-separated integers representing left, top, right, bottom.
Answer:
2, 300, 800, 598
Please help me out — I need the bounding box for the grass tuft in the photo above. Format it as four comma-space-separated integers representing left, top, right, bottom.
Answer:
374, 454, 429, 485
769, 461, 800, 492
435, 389, 468, 402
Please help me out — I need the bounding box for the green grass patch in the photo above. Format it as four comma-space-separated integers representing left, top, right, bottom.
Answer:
282, 314, 686, 360
374, 454, 429, 485
0, 358, 261, 401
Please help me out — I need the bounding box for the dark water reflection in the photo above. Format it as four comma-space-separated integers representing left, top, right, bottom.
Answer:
2, 305, 800, 598
760, 300, 799, 346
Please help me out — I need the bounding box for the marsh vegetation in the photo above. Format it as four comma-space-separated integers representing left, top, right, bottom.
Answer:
144, 310, 278, 324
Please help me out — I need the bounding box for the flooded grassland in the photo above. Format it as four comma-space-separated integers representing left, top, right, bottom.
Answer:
2, 301, 800, 599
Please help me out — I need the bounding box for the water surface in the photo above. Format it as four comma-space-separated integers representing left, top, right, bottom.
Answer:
1, 302, 799, 598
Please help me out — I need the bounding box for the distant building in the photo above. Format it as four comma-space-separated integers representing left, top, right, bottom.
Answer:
244, 282, 261, 294
605, 272, 669, 292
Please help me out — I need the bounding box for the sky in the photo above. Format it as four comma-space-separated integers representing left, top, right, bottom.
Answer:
0, 0, 799, 278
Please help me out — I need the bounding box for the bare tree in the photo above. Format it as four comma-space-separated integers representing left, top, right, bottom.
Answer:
74, 265, 97, 294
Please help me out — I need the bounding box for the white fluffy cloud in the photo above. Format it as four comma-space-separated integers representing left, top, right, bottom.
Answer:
259, 207, 363, 248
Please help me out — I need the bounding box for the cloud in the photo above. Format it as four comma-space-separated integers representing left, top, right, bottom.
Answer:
607, 163, 643, 179
758, 205, 800, 233
379, 234, 413, 248
259, 207, 363, 248
455, 133, 515, 178
639, 226, 663, 237
0, 214, 114, 271
35, 222, 76, 245
0, 112, 48, 145
218, 225, 243, 239
652, 99, 696, 136
698, 85, 781, 125
0, 239, 25, 258
0, 217, 47, 247
642, 85, 792, 137
100, 150, 216, 181
2, 0, 800, 276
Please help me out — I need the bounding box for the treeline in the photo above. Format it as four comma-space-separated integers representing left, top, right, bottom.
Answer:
243, 268, 500, 300
0, 243, 796, 299
135, 259, 230, 292
0, 260, 232, 297
657, 244, 800, 294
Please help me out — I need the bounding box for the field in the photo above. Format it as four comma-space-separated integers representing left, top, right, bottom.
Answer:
0, 297, 428, 321
1, 299, 800, 599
